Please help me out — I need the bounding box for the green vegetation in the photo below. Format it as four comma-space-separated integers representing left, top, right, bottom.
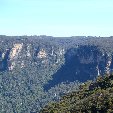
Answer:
40, 74, 113, 113
0, 35, 113, 112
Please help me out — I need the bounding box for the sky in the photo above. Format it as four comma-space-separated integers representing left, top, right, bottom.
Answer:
0, 0, 113, 37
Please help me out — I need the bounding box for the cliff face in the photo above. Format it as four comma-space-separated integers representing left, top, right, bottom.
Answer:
44, 45, 113, 90
0, 35, 113, 112
0, 37, 113, 79
0, 38, 64, 71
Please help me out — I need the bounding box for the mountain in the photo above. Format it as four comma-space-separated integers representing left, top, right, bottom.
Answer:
40, 74, 113, 113
0, 35, 113, 112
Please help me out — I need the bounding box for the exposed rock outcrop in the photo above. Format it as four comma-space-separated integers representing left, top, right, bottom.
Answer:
37, 49, 47, 58
9, 43, 23, 60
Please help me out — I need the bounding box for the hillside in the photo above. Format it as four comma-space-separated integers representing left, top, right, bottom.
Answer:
40, 74, 113, 113
0, 35, 113, 112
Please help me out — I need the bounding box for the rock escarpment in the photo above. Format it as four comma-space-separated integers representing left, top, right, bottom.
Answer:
44, 45, 113, 90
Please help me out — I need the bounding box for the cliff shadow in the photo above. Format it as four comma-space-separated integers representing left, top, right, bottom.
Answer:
44, 46, 107, 91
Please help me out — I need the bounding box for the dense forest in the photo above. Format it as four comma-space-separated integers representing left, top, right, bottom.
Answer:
40, 74, 113, 113
0, 35, 113, 112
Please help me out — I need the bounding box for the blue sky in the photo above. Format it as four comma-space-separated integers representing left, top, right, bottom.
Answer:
0, 0, 113, 36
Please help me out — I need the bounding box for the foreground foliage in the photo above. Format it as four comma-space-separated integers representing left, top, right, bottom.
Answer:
40, 74, 113, 113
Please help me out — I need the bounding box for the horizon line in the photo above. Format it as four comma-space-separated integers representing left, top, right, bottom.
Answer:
0, 35, 113, 38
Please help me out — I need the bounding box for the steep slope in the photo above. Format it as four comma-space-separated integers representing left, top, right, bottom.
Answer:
40, 74, 113, 113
